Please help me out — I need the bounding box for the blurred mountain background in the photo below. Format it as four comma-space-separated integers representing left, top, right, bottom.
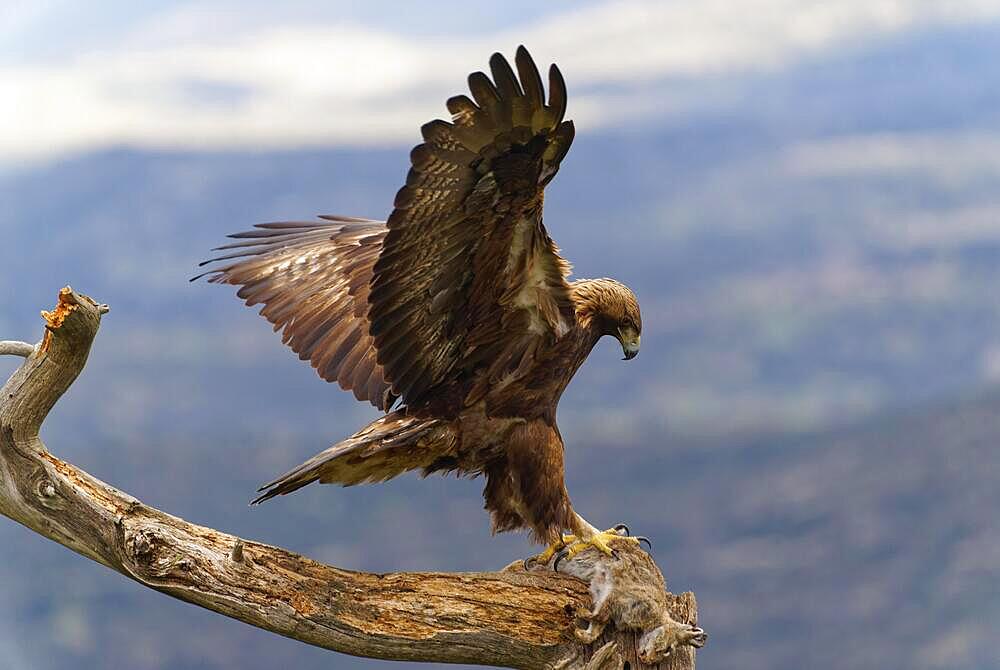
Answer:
2, 2, 1000, 669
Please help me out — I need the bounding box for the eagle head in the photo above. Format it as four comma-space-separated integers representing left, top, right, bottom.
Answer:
572, 278, 642, 360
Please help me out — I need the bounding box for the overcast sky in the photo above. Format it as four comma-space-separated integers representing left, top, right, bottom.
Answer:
4, 0, 1000, 164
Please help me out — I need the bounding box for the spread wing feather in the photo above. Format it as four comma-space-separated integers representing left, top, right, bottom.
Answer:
369, 46, 577, 406
194, 217, 397, 410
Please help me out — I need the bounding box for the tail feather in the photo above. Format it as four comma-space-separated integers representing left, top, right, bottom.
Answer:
251, 411, 455, 504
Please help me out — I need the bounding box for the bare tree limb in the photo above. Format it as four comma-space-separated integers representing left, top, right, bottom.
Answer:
0, 340, 34, 357
0, 286, 699, 669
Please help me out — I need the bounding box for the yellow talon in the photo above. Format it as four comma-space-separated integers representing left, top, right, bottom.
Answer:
582, 527, 637, 555
526, 533, 577, 567
526, 524, 647, 569
557, 527, 645, 565
588, 529, 620, 556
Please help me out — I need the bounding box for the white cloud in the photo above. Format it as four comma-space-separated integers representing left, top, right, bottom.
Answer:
783, 132, 1000, 178
3, 0, 999, 163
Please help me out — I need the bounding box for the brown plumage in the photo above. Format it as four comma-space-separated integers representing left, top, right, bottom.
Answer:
196, 47, 643, 545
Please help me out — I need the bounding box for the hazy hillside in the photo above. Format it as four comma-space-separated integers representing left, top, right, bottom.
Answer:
3, 19, 1000, 670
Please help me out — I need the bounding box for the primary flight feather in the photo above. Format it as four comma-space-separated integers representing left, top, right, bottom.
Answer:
196, 47, 643, 555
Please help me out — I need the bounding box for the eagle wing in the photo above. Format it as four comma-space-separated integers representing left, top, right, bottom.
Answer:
369, 46, 577, 405
197, 47, 576, 411
194, 217, 397, 410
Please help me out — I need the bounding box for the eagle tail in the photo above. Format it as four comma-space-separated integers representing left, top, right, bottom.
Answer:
251, 411, 456, 504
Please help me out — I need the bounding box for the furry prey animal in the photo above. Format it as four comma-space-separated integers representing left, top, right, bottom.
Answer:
195, 47, 644, 558
546, 537, 707, 664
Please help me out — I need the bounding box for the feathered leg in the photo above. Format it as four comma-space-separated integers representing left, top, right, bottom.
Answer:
490, 420, 650, 565
490, 420, 575, 545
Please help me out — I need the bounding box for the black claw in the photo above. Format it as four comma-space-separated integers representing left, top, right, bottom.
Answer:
610, 549, 620, 560
522, 558, 532, 570
553, 548, 570, 572
636, 536, 653, 551
612, 523, 630, 536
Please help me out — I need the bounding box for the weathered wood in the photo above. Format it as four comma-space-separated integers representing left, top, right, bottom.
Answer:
0, 340, 34, 357
0, 286, 698, 669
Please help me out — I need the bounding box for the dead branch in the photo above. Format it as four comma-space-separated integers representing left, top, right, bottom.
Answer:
0, 340, 34, 357
0, 286, 699, 670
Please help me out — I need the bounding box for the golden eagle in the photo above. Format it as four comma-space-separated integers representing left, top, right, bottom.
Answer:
197, 47, 643, 558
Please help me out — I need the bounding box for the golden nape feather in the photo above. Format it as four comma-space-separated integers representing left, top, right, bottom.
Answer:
570, 278, 642, 330
198, 47, 644, 548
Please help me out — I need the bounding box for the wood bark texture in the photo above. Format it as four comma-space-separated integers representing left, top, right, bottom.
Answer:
0, 286, 698, 670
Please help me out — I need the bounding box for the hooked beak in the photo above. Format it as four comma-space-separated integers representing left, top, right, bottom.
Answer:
619, 327, 640, 360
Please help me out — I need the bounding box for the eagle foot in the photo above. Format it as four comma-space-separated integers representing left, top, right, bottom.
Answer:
609, 523, 653, 551
524, 533, 577, 570
553, 526, 650, 571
